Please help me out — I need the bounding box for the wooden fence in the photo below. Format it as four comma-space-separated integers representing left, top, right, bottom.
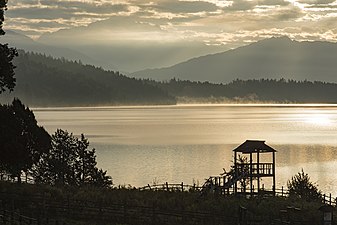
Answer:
139, 183, 337, 207
0, 188, 335, 225
0, 191, 237, 225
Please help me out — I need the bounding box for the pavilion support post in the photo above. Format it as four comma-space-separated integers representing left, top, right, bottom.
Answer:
272, 151, 276, 195
234, 151, 237, 194
250, 153, 253, 195
257, 150, 260, 194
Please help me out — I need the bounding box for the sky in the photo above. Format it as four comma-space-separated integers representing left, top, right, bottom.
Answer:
5, 0, 337, 47
3, 0, 337, 72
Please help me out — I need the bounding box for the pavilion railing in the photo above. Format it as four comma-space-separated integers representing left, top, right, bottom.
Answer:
236, 163, 274, 175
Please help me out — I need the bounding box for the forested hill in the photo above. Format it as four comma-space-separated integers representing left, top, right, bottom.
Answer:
0, 51, 176, 106
2, 51, 337, 106
152, 79, 337, 103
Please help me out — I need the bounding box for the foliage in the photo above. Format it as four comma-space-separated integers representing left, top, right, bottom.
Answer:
287, 169, 322, 202
225, 155, 251, 191
0, 0, 18, 93
34, 129, 112, 188
0, 0, 7, 36
0, 98, 51, 181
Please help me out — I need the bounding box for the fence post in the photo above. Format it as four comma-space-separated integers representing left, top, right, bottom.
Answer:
282, 186, 284, 197
181, 182, 184, 192
329, 193, 332, 205
323, 194, 326, 204
166, 182, 169, 191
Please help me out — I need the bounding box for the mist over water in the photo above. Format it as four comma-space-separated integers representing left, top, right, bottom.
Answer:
34, 104, 337, 196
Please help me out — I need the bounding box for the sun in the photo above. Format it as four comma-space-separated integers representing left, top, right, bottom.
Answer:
305, 113, 332, 126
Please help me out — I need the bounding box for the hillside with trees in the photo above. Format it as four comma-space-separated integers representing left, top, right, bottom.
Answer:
0, 51, 176, 106
2, 50, 337, 105
152, 78, 337, 103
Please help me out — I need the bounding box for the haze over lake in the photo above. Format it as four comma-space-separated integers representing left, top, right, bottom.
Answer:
33, 104, 337, 196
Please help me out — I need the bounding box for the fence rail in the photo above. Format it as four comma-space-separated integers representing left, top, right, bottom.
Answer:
139, 183, 337, 207
0, 190, 238, 225
0, 186, 335, 225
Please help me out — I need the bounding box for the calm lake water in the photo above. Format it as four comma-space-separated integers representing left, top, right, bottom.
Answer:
33, 104, 337, 196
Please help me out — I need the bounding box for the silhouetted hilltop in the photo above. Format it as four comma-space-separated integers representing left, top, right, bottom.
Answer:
0, 51, 176, 106
132, 37, 337, 83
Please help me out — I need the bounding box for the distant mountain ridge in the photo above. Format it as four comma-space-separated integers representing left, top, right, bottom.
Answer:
132, 37, 337, 83
0, 30, 117, 71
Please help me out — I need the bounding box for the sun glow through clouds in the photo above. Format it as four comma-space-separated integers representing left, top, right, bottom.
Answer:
305, 113, 332, 126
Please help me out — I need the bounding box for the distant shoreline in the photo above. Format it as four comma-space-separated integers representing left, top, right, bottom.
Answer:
30, 102, 337, 110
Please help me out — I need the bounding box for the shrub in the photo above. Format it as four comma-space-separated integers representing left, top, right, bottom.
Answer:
287, 169, 322, 202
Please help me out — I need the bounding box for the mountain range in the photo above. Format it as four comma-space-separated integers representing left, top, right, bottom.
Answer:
1, 28, 225, 73
132, 37, 337, 83
4, 31, 337, 84
2, 50, 337, 106
1, 30, 101, 68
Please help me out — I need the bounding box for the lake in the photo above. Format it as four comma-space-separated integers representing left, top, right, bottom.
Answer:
33, 104, 337, 196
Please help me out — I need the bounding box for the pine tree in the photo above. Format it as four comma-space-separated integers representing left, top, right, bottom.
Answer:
287, 169, 322, 202
0, 99, 50, 182
34, 129, 112, 188
0, 0, 18, 93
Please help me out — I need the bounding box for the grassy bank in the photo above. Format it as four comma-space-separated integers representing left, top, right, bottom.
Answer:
0, 181, 333, 225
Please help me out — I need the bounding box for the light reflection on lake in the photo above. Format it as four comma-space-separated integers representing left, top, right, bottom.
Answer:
33, 104, 337, 196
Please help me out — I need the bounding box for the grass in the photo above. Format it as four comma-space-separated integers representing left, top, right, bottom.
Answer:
0, 181, 334, 225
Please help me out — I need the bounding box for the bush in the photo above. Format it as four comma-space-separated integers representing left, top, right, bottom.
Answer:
287, 169, 322, 202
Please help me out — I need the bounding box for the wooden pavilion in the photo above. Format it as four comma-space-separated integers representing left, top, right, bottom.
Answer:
233, 140, 276, 195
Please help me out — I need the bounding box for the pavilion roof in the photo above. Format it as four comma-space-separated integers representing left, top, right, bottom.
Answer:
233, 140, 276, 153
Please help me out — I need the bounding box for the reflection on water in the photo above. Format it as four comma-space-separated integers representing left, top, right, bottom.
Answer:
34, 104, 337, 196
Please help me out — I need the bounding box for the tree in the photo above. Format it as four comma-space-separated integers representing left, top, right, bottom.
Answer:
0, 99, 51, 182
0, 0, 6, 36
224, 155, 251, 191
35, 129, 112, 188
35, 129, 78, 185
287, 169, 322, 202
75, 134, 111, 187
0, 0, 18, 93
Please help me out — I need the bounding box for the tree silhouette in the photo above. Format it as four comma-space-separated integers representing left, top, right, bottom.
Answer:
0, 99, 51, 182
287, 169, 322, 202
0, 0, 6, 36
0, 0, 18, 93
35, 129, 112, 188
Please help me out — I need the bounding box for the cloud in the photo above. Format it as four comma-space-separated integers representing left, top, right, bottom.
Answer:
296, 0, 335, 4
148, 1, 220, 14
2, 0, 337, 50
258, 0, 291, 6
